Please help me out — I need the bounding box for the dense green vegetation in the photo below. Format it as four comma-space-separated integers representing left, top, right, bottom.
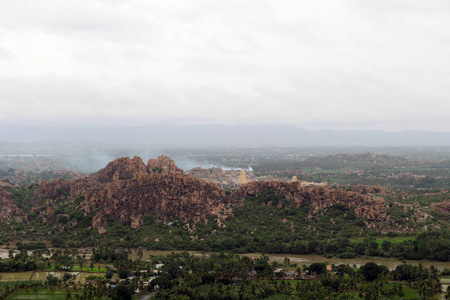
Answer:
2, 187, 449, 261
0, 248, 148, 299
148, 252, 445, 299
2, 281, 136, 300
2, 147, 450, 299
5, 287, 110, 300
1, 148, 449, 269
0, 281, 44, 299
65, 190, 447, 261
0, 251, 37, 272
3, 250, 448, 299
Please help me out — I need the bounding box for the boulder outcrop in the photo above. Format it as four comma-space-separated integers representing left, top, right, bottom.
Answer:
31, 156, 388, 233
431, 202, 450, 214
93, 156, 148, 183
233, 181, 386, 221
0, 180, 27, 224
147, 155, 183, 175
31, 156, 235, 232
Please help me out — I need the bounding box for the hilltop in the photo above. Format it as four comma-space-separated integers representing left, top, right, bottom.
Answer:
0, 155, 449, 259
23, 156, 387, 233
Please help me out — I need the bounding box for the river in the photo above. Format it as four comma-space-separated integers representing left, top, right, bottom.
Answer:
2, 250, 449, 283
2, 248, 450, 270
129, 250, 450, 271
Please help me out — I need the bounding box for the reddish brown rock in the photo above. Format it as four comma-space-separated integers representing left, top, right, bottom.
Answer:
233, 181, 386, 221
32, 156, 236, 233
30, 156, 388, 233
431, 202, 450, 214
93, 156, 148, 183
0, 180, 27, 224
147, 155, 183, 174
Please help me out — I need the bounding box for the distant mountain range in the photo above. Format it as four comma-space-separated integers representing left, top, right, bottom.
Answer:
1, 125, 450, 147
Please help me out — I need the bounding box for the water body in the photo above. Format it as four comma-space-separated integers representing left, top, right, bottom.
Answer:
2, 248, 449, 271
131, 250, 450, 271
0, 250, 50, 260
0, 250, 11, 259
1, 251, 448, 282
249, 253, 450, 271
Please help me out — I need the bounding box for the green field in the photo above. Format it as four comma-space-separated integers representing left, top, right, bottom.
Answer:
5, 287, 145, 300
373, 237, 416, 245
44, 262, 108, 273
351, 237, 416, 245
63, 266, 108, 273
5, 287, 109, 300
383, 283, 423, 299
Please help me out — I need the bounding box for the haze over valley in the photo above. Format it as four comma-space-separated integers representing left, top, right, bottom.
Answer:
1, 0, 450, 298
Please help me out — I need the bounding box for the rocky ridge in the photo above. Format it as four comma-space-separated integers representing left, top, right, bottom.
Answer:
30, 156, 389, 233
234, 181, 387, 221
31, 156, 235, 233
432, 201, 450, 214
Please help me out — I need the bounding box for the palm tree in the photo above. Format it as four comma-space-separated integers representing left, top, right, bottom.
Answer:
72, 286, 78, 299
65, 289, 72, 300
49, 286, 54, 300
70, 248, 79, 259
77, 256, 85, 272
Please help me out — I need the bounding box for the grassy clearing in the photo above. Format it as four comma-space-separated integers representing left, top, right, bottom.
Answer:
68, 266, 108, 273
350, 237, 415, 246
274, 279, 299, 285
373, 237, 416, 245
44, 263, 108, 273
383, 283, 422, 299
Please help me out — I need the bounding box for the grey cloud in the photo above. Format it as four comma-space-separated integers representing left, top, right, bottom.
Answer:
0, 47, 12, 59
0, 0, 449, 131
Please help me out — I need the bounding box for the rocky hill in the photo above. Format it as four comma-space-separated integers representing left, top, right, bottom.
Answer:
234, 181, 387, 221
1, 155, 449, 256
25, 155, 393, 235
31, 156, 237, 233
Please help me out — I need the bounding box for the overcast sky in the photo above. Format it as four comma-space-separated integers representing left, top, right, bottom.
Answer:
1, 0, 449, 131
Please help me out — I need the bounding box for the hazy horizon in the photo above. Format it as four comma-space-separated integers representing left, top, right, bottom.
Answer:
1, 1, 450, 132
1, 124, 450, 148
